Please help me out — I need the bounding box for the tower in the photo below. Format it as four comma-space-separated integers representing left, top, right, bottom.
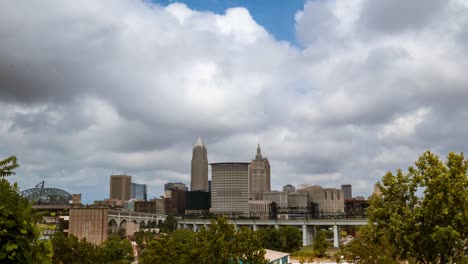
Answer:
191, 137, 208, 191
109, 175, 131, 201
248, 144, 271, 200
211, 162, 250, 216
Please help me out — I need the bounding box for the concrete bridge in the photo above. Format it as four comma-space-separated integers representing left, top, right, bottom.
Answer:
108, 210, 166, 232
177, 218, 368, 247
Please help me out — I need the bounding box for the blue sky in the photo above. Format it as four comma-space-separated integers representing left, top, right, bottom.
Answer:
152, 0, 305, 43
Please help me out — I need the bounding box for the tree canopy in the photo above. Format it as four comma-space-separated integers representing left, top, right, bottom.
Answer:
139, 217, 267, 264
0, 157, 52, 264
341, 151, 468, 263
51, 233, 134, 264
257, 226, 302, 253
0, 156, 19, 178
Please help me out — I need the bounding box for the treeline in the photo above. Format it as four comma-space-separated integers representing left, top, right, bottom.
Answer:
336, 151, 468, 264
51, 233, 134, 264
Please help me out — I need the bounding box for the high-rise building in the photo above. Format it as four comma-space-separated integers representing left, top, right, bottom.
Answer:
109, 175, 131, 201
283, 184, 296, 193
164, 182, 188, 198
341, 184, 352, 200
211, 162, 250, 216
191, 137, 208, 192
131, 183, 147, 201
248, 144, 270, 200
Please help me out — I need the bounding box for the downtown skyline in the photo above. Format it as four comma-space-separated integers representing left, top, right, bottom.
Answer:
1, 0, 468, 203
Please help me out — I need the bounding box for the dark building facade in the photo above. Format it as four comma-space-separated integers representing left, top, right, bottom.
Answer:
185, 191, 210, 215
341, 184, 352, 201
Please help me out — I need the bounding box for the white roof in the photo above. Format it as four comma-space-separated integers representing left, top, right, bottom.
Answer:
265, 249, 289, 261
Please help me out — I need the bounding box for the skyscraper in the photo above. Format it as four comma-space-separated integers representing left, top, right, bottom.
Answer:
131, 183, 147, 201
191, 137, 208, 191
248, 144, 270, 200
341, 184, 352, 201
109, 175, 131, 201
211, 162, 250, 216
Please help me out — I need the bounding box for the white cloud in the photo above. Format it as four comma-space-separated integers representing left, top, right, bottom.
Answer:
1, 0, 468, 201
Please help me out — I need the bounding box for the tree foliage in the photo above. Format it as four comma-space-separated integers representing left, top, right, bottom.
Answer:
341, 151, 468, 263
0, 165, 52, 263
139, 217, 267, 264
51, 233, 101, 264
0, 156, 19, 178
100, 235, 135, 264
158, 215, 177, 233
51, 233, 134, 264
257, 226, 302, 252
312, 230, 330, 257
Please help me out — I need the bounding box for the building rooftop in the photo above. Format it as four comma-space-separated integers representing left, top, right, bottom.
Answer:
209, 162, 250, 165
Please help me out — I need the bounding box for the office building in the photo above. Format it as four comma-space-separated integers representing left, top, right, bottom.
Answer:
341, 184, 352, 201
131, 183, 147, 201
134, 201, 155, 213
164, 182, 188, 198
191, 137, 209, 192
211, 162, 250, 216
185, 191, 211, 215
298, 185, 344, 214
248, 144, 270, 200
283, 184, 296, 193
68, 206, 108, 245
262, 191, 288, 208
109, 175, 131, 201
287, 192, 308, 208
249, 200, 273, 220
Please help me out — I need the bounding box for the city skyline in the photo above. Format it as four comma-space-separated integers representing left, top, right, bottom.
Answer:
2, 0, 468, 203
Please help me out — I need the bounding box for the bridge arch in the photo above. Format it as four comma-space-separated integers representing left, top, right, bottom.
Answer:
108, 219, 118, 234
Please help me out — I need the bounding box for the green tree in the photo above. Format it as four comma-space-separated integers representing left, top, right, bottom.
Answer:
233, 227, 267, 264
0, 156, 19, 178
139, 217, 267, 264
0, 162, 52, 263
257, 228, 285, 251
160, 215, 177, 233
100, 236, 135, 264
338, 226, 399, 264
312, 230, 330, 257
257, 226, 302, 252
355, 151, 468, 263
51, 233, 102, 264
279, 226, 302, 252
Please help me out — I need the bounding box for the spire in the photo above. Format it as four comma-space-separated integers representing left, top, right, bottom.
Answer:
256, 144, 262, 159
195, 137, 204, 147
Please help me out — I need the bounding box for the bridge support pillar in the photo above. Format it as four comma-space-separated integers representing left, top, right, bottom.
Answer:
177, 223, 182, 229
309, 225, 316, 245
235, 224, 239, 231
183, 223, 187, 229
193, 224, 198, 232
253, 224, 258, 232
274, 224, 279, 230
333, 225, 339, 248
302, 225, 311, 246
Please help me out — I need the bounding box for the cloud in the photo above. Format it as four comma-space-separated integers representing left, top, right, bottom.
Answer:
1, 0, 468, 202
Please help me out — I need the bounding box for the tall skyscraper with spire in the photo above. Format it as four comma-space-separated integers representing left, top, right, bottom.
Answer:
248, 144, 270, 200
191, 137, 208, 192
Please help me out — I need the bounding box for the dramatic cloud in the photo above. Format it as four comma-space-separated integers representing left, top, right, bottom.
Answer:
1, 0, 467, 202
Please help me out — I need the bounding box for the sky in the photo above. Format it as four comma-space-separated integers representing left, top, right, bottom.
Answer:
2, 0, 468, 203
